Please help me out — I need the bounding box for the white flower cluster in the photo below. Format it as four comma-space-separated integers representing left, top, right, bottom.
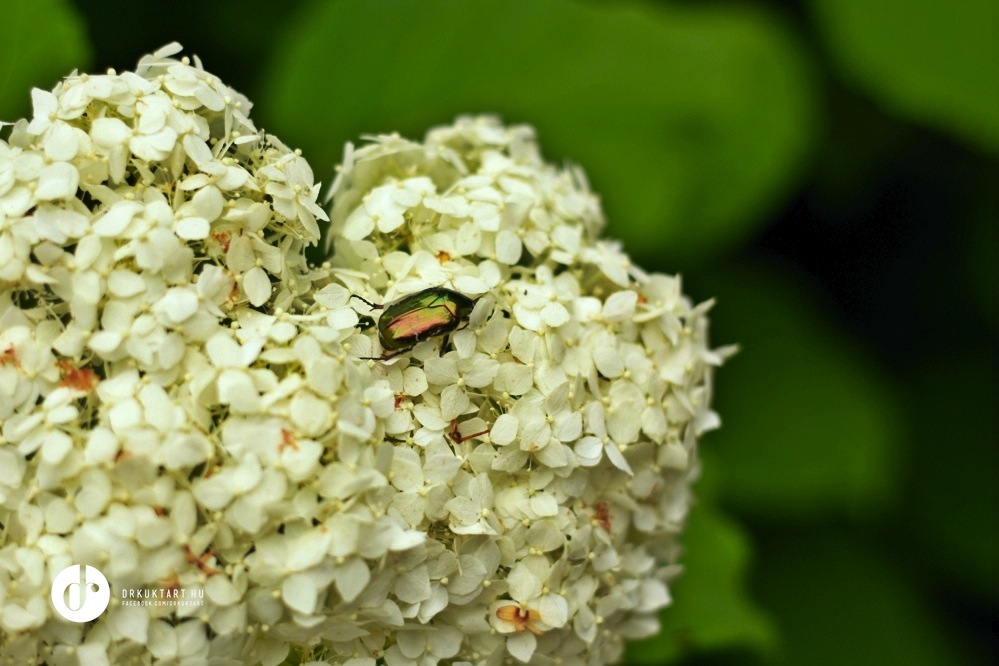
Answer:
0, 45, 723, 666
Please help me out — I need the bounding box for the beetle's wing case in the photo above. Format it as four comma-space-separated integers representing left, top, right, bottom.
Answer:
379, 308, 456, 350
376, 288, 455, 350
369, 287, 479, 354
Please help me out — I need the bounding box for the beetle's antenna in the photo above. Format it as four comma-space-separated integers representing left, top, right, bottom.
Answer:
350, 294, 383, 310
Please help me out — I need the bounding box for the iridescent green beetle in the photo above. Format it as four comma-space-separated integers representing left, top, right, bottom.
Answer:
351, 287, 477, 360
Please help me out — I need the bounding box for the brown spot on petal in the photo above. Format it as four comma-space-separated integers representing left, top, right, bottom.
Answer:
211, 229, 232, 253
279, 429, 299, 453
185, 545, 222, 576
57, 360, 99, 392
1, 345, 20, 368
594, 501, 612, 532
496, 604, 544, 635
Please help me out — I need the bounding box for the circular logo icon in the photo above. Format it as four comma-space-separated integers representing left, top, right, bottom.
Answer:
50, 564, 110, 622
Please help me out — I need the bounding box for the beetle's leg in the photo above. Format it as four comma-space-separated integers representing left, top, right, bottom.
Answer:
357, 347, 413, 361
350, 294, 384, 310
380, 348, 412, 361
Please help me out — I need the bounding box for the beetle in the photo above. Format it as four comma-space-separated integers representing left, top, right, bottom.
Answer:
351, 287, 477, 360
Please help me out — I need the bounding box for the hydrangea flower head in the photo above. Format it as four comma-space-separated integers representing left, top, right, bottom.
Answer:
1, 46, 724, 665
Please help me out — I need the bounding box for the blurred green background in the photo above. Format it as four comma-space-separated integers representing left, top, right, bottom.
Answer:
3, 0, 993, 663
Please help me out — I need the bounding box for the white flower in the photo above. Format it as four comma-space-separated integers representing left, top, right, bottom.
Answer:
319, 114, 723, 664
1, 42, 722, 665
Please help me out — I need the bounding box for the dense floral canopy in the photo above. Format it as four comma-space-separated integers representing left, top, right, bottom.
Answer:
0, 45, 722, 665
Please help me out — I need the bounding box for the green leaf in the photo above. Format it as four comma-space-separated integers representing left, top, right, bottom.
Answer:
702, 262, 901, 518
0, 0, 91, 122
965, 181, 997, 330
258, 0, 816, 262
627, 501, 776, 664
71, 0, 308, 102
810, 0, 999, 154
905, 354, 995, 599
754, 530, 969, 665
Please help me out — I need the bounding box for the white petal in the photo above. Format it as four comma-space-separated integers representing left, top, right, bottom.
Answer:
282, 573, 318, 614
217, 165, 250, 190
108, 400, 142, 433
529, 493, 558, 517
423, 357, 459, 385
182, 134, 214, 166
76, 469, 112, 516
391, 447, 424, 492
343, 207, 375, 240
534, 440, 569, 467
455, 221, 481, 255
395, 565, 431, 604
490, 413, 518, 446
604, 441, 634, 475
43, 122, 79, 161
0, 597, 46, 632
512, 303, 541, 331
243, 266, 272, 306
190, 185, 224, 221
314, 283, 350, 308
402, 367, 429, 396
537, 594, 569, 628
153, 288, 199, 325
593, 346, 624, 379
496, 363, 534, 395
205, 575, 242, 607
130, 127, 178, 161
506, 631, 537, 662
553, 411, 582, 442
107, 270, 146, 297
451, 274, 488, 294
192, 475, 234, 510
94, 200, 144, 237
495, 229, 523, 264
439, 384, 469, 422
29, 88, 57, 124
226, 235, 256, 271
34, 162, 79, 200
641, 405, 667, 443
76, 644, 110, 666
175, 216, 210, 240
603, 290, 638, 322
206, 332, 243, 367
91, 117, 132, 148
89, 330, 123, 356
290, 392, 331, 437
540, 302, 569, 328
320, 306, 355, 331
217, 369, 259, 412
335, 558, 370, 603
109, 606, 149, 644
147, 620, 177, 659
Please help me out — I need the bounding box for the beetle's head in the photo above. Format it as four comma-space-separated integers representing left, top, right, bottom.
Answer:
454, 294, 477, 320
